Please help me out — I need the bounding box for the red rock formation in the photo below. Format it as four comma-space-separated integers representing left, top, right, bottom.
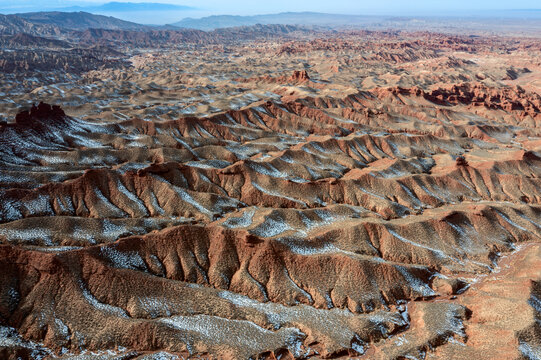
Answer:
289, 70, 310, 82
1, 29, 541, 360
14, 102, 65, 126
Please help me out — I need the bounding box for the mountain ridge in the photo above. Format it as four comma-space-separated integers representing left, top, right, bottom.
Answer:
0, 13, 63, 36
172, 12, 379, 30
15, 10, 149, 31
58, 2, 195, 13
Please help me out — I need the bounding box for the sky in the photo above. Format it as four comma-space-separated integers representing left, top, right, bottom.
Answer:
1, 0, 540, 24
166, 0, 541, 14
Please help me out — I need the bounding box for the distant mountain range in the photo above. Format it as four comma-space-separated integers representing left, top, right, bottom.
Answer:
15, 11, 149, 31
171, 10, 541, 31
0, 11, 317, 48
0, 2, 196, 24
4, 11, 332, 36
2, 9, 540, 39
57, 2, 194, 13
172, 12, 381, 30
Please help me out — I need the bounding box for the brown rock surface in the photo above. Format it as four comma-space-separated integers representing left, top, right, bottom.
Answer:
0, 26, 541, 359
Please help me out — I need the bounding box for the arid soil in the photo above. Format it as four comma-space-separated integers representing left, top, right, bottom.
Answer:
0, 28, 541, 359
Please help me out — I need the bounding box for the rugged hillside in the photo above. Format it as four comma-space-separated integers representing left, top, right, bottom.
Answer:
15, 11, 149, 31
76, 24, 315, 46
0, 29, 540, 359
0, 13, 62, 36
1, 80, 541, 359
0, 32, 71, 48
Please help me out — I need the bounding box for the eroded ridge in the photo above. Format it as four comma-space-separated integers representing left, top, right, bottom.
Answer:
1, 29, 541, 360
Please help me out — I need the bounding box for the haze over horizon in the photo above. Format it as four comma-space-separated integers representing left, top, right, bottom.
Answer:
1, 0, 541, 25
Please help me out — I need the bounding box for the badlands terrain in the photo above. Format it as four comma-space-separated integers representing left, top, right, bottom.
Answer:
1, 12, 541, 360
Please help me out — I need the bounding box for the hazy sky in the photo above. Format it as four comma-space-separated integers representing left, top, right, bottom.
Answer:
2, 0, 540, 15
2, 0, 540, 24
175, 0, 541, 14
